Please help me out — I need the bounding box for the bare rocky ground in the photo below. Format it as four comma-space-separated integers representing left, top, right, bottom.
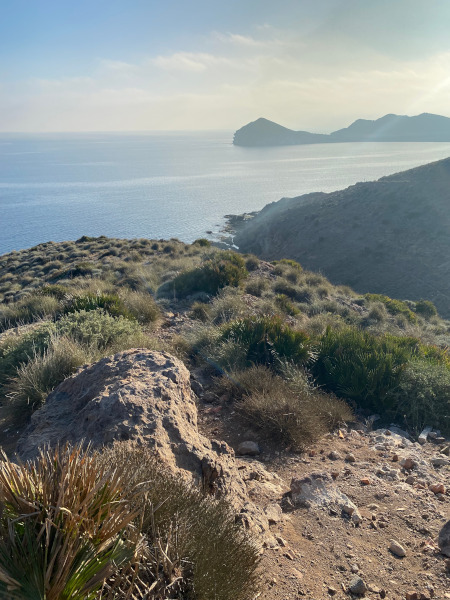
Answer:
196, 393, 450, 600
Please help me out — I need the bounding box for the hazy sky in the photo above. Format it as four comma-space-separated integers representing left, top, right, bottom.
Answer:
2, 0, 450, 132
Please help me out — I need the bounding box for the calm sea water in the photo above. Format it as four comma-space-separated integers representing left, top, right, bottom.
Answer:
1, 131, 450, 255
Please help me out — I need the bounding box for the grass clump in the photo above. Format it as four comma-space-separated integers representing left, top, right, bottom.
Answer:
314, 327, 418, 411
168, 251, 248, 298
64, 292, 134, 320
0, 445, 139, 600
225, 365, 352, 449
0, 294, 60, 331
221, 315, 311, 369
365, 293, 418, 323
99, 445, 261, 600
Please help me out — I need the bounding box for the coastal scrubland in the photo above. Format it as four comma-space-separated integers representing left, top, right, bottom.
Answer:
0, 235, 449, 597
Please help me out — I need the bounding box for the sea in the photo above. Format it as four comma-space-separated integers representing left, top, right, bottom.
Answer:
1, 131, 450, 256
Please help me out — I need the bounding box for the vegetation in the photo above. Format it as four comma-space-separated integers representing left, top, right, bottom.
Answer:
0, 233, 449, 440
0, 444, 259, 600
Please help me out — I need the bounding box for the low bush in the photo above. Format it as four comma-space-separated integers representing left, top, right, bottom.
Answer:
56, 309, 143, 350
314, 327, 418, 411
245, 277, 269, 297
415, 299, 438, 319
387, 359, 450, 434
193, 238, 211, 247
365, 293, 417, 323
231, 366, 352, 449
275, 294, 300, 316
121, 290, 160, 324
221, 315, 311, 369
190, 301, 211, 322
0, 322, 56, 388
169, 251, 248, 298
64, 292, 134, 320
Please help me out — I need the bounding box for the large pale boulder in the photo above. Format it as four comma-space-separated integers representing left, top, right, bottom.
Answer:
17, 350, 246, 504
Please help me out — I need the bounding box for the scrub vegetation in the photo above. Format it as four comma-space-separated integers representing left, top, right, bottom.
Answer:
0, 235, 449, 596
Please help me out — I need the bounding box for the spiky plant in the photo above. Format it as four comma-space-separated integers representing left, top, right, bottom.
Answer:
0, 445, 140, 600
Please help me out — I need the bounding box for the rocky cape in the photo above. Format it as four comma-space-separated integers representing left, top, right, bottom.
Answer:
232, 156, 450, 317
233, 113, 450, 146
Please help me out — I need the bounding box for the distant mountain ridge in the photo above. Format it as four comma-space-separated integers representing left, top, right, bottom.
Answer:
233, 156, 450, 317
233, 113, 450, 146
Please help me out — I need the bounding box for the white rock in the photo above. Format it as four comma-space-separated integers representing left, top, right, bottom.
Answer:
389, 539, 406, 557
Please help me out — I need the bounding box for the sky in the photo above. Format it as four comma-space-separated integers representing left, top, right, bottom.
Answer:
2, 0, 450, 132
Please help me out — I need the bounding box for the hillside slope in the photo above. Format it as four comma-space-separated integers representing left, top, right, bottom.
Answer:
233, 112, 450, 146
234, 157, 450, 317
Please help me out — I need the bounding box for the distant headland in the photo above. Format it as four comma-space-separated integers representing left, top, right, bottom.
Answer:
233, 113, 450, 146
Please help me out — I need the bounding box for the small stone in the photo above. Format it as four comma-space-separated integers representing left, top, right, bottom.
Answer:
380, 590, 386, 599
392, 453, 399, 462
429, 483, 445, 495
346, 453, 356, 463
328, 451, 341, 460
351, 564, 359, 573
276, 535, 288, 547
284, 550, 295, 560
441, 445, 450, 456
405, 475, 416, 485
367, 584, 381, 593
360, 477, 371, 485
389, 539, 406, 557
444, 558, 450, 572
349, 576, 367, 595
328, 586, 338, 596
405, 592, 419, 600
331, 471, 339, 480
237, 440, 260, 456
401, 457, 416, 470
431, 456, 449, 467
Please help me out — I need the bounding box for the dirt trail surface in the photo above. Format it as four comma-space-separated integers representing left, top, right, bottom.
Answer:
196, 395, 450, 600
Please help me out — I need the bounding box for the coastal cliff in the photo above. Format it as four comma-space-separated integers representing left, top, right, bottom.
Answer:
233, 156, 450, 317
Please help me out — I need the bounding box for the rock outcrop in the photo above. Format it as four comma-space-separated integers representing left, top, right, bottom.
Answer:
17, 350, 247, 504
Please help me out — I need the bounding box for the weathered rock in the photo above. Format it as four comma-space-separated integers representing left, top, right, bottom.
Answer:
264, 503, 283, 524
237, 440, 261, 456
418, 426, 432, 445
328, 450, 341, 460
16, 350, 251, 509
290, 472, 362, 524
348, 576, 367, 595
389, 539, 406, 557
429, 482, 445, 495
401, 457, 416, 470
438, 520, 450, 557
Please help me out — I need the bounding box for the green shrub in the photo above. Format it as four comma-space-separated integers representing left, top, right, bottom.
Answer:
64, 292, 134, 320
53, 261, 97, 280
221, 315, 311, 369
365, 293, 417, 323
169, 251, 248, 298
275, 294, 300, 316
56, 309, 142, 349
387, 360, 450, 434
415, 299, 438, 319
193, 238, 211, 247
314, 327, 418, 411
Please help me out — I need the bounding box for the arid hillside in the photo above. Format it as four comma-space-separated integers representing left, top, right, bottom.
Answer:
234, 157, 450, 317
